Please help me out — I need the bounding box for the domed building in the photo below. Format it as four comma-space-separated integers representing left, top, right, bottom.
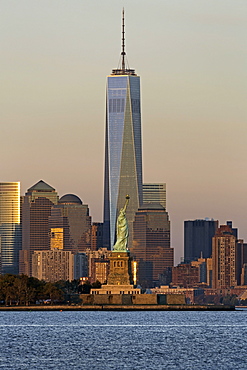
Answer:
58, 194, 82, 205
49, 193, 92, 253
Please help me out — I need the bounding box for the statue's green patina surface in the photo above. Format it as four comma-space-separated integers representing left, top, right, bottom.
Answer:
112, 195, 130, 252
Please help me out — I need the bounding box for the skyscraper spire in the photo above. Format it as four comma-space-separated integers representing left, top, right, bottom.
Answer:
121, 8, 126, 72
111, 9, 136, 76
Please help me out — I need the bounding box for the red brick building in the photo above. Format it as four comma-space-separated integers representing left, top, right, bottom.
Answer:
172, 263, 200, 288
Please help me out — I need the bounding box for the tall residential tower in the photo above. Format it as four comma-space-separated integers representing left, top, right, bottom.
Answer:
103, 10, 143, 249
212, 224, 237, 289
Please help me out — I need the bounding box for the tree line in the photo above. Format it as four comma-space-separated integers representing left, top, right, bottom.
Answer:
0, 274, 101, 306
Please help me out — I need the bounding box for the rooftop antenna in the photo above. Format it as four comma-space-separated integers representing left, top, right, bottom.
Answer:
111, 8, 136, 76
121, 8, 126, 72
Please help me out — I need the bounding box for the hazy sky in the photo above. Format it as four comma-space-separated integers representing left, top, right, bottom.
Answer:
1, 0, 246, 263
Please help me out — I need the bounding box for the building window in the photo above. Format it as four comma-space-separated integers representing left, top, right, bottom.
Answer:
109, 98, 125, 113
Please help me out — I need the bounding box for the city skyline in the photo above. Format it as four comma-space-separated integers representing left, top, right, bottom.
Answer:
1, 1, 246, 263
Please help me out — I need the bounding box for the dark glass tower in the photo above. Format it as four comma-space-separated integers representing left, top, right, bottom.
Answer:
103, 10, 143, 249
184, 219, 219, 262
132, 204, 173, 288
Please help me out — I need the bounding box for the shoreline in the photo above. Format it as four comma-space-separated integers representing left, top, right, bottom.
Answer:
0, 304, 235, 311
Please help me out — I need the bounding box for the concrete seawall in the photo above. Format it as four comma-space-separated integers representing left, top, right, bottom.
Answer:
0, 304, 235, 311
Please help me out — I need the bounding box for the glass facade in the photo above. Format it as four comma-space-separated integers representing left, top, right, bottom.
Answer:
104, 74, 143, 249
0, 182, 21, 274
50, 228, 64, 250
132, 204, 173, 288
143, 183, 166, 209
184, 219, 219, 263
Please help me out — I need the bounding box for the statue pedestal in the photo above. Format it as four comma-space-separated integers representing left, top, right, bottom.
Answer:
107, 251, 133, 285
91, 250, 141, 295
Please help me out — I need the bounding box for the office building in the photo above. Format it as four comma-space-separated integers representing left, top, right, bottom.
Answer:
91, 258, 110, 284
212, 224, 237, 289
74, 252, 88, 280
85, 248, 111, 281
184, 219, 218, 262
241, 264, 247, 286
32, 249, 74, 282
143, 183, 166, 209
172, 257, 212, 288
236, 239, 247, 285
91, 222, 103, 251
191, 257, 213, 287
20, 180, 58, 276
226, 220, 238, 239
132, 204, 173, 287
0, 182, 21, 274
49, 194, 91, 254
103, 10, 143, 249
172, 264, 200, 288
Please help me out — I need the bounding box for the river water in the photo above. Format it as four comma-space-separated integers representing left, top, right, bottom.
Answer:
0, 310, 246, 369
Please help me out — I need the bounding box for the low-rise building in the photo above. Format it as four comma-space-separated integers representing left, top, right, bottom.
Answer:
172, 263, 200, 288
152, 286, 203, 304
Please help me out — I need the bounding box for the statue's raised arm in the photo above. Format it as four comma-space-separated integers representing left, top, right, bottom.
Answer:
122, 195, 129, 213
112, 195, 130, 252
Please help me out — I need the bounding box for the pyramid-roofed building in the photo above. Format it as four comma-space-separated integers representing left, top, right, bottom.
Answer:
20, 180, 58, 276
27, 180, 55, 193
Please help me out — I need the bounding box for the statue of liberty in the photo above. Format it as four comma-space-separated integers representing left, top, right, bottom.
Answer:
112, 195, 130, 252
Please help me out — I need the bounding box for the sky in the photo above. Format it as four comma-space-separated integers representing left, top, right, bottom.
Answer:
1, 0, 246, 264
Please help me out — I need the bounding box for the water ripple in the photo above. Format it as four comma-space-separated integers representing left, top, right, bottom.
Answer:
0, 311, 246, 369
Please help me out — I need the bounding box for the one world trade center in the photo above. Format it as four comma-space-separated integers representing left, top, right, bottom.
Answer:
103, 9, 143, 249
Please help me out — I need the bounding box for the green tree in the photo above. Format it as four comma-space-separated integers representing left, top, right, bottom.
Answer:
54, 280, 80, 295
80, 280, 92, 294
13, 275, 26, 305
92, 280, 102, 289
0, 274, 16, 305
43, 283, 63, 304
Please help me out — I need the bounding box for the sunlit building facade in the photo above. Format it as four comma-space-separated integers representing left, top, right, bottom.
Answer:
0, 182, 21, 274
85, 248, 111, 281
103, 10, 143, 249
212, 224, 237, 289
92, 259, 110, 284
50, 228, 64, 250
